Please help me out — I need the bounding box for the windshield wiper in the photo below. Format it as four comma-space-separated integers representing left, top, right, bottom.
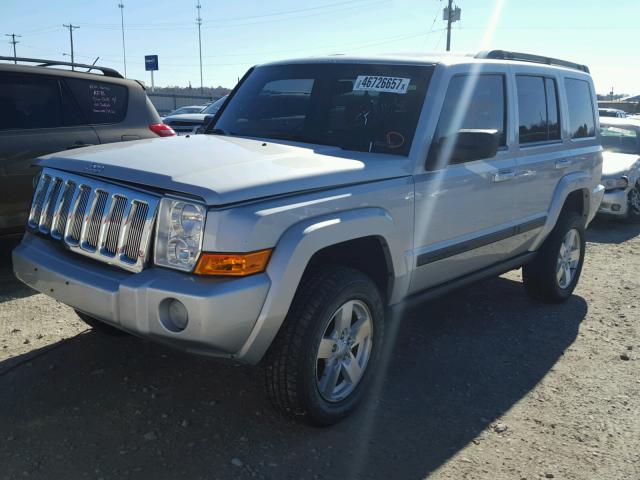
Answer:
209, 128, 229, 136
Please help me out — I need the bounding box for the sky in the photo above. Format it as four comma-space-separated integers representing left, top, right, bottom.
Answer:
1, 0, 638, 95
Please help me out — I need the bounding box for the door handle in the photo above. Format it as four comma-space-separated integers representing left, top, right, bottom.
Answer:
492, 170, 516, 183
67, 142, 94, 150
515, 169, 536, 178
555, 159, 572, 169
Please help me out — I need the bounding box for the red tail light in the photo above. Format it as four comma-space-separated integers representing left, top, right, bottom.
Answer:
149, 123, 176, 137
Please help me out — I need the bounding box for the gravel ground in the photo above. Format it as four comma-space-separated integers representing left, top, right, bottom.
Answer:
0, 219, 638, 480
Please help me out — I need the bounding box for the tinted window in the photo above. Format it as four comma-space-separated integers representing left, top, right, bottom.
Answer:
0, 74, 62, 130
600, 125, 639, 154
565, 78, 595, 139
516, 75, 561, 144
60, 81, 86, 126
430, 74, 505, 165
65, 78, 128, 124
213, 63, 433, 156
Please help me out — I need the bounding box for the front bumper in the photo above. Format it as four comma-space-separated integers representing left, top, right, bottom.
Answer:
13, 233, 271, 359
598, 188, 628, 218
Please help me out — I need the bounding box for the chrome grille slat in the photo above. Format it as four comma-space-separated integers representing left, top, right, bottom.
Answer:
28, 174, 52, 228
123, 202, 149, 262
70, 186, 91, 244
51, 180, 77, 239
39, 177, 63, 234
104, 195, 127, 255
26, 168, 159, 273
84, 190, 109, 250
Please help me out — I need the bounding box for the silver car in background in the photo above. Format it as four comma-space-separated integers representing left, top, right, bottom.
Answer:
162, 95, 228, 135
598, 118, 640, 221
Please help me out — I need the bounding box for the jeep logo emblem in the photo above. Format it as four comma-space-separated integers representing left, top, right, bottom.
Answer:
83, 163, 105, 174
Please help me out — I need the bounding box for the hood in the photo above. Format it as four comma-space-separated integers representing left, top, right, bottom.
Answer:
602, 151, 640, 177
163, 113, 207, 124
39, 135, 411, 206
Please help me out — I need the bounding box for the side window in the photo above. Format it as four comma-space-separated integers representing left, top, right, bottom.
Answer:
430, 74, 506, 165
60, 81, 87, 126
0, 74, 62, 130
65, 78, 128, 124
564, 78, 596, 139
516, 75, 561, 144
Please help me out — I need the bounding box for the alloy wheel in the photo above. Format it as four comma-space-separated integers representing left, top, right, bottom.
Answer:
315, 300, 374, 403
556, 228, 581, 289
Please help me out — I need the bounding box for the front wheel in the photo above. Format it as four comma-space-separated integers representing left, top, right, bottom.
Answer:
523, 211, 586, 303
625, 184, 640, 223
264, 266, 384, 426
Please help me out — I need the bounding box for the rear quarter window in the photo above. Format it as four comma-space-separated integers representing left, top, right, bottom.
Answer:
65, 78, 129, 124
564, 78, 596, 139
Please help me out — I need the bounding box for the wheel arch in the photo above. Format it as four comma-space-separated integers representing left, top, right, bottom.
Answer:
235, 207, 409, 364
530, 172, 593, 251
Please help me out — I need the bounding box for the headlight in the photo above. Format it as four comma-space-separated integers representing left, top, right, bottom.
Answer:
602, 176, 628, 191
154, 198, 206, 271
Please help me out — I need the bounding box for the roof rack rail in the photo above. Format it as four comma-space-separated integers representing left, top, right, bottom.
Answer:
475, 50, 589, 73
0, 56, 124, 78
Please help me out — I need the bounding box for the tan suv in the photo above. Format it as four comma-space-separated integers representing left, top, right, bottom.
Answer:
0, 56, 175, 237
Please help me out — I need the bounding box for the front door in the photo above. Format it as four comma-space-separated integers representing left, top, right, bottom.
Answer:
410, 73, 520, 294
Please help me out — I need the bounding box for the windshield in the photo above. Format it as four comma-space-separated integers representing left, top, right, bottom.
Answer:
212, 63, 433, 156
600, 125, 640, 154
202, 96, 227, 114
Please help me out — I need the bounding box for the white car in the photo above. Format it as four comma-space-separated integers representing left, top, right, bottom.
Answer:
598, 118, 640, 221
162, 96, 227, 135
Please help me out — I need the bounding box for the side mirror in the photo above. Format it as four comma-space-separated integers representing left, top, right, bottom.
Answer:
198, 114, 216, 134
427, 129, 500, 169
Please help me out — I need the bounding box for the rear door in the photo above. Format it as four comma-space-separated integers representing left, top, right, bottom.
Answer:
0, 72, 99, 230
510, 72, 598, 252
410, 72, 520, 293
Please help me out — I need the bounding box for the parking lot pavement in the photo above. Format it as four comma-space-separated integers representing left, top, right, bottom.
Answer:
0, 221, 638, 480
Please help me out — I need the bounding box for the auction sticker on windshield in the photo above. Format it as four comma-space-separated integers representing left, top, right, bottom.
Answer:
353, 75, 410, 94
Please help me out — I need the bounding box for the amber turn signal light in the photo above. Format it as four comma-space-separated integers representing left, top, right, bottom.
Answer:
194, 249, 272, 276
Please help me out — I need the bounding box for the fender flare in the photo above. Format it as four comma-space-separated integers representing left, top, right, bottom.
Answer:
235, 207, 406, 364
530, 171, 592, 251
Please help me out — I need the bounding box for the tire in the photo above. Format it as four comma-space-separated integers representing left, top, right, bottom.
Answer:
264, 265, 385, 426
624, 184, 640, 223
523, 211, 586, 303
75, 310, 129, 336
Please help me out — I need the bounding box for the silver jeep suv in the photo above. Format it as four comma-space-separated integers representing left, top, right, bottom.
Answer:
13, 51, 604, 425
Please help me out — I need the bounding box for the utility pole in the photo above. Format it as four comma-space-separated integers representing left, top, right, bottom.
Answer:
446, 0, 453, 51
443, 1, 461, 51
196, 0, 204, 93
118, 2, 127, 77
4, 33, 20, 63
63, 24, 80, 70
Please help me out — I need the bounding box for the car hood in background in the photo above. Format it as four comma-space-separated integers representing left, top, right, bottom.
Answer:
602, 151, 640, 177
38, 135, 411, 206
163, 113, 207, 124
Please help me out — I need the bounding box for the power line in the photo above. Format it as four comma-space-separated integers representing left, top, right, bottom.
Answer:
62, 24, 80, 70
76, 0, 385, 31
118, 2, 127, 77
196, 0, 203, 92
4, 33, 21, 63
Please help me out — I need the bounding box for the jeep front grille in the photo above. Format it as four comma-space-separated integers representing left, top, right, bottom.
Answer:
28, 168, 159, 273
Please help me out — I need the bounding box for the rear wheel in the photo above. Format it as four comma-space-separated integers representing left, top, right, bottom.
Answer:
75, 310, 129, 336
625, 184, 640, 223
264, 266, 384, 426
523, 211, 586, 303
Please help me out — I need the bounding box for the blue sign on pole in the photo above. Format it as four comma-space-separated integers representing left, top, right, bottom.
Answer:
145, 55, 159, 71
